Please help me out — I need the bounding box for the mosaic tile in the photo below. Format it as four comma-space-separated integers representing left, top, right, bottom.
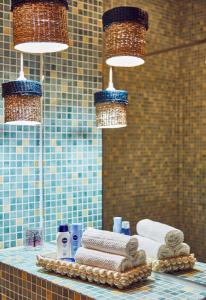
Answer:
0, 0, 103, 249
103, 0, 206, 263
1, 244, 206, 300
174, 262, 206, 287
103, 0, 180, 234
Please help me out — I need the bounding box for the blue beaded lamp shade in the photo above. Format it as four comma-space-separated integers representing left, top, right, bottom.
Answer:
94, 69, 128, 128
103, 6, 149, 67
11, 0, 69, 53
2, 80, 42, 125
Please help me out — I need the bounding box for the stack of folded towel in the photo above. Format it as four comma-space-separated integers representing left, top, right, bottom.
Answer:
136, 219, 190, 260
75, 228, 147, 272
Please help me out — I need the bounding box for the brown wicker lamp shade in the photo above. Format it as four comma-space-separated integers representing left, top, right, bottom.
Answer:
103, 6, 149, 67
11, 0, 69, 53
2, 80, 42, 125
95, 102, 127, 128
94, 90, 128, 129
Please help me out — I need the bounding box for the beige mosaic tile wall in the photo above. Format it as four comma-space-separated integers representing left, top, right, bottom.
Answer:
103, 0, 206, 261
103, 0, 180, 232
178, 1, 206, 261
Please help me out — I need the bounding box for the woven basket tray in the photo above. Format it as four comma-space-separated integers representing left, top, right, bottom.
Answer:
36, 253, 152, 289
151, 254, 196, 273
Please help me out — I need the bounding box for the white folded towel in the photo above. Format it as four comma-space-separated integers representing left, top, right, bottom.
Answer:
82, 228, 138, 257
136, 219, 184, 248
131, 249, 147, 267
136, 235, 174, 260
174, 243, 190, 257
75, 247, 133, 272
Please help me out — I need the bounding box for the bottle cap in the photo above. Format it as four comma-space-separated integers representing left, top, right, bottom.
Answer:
58, 224, 69, 232
122, 221, 130, 229
71, 223, 82, 231
113, 217, 122, 223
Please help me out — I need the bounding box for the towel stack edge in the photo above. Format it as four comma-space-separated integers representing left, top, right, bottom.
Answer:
75, 228, 146, 272
136, 219, 191, 261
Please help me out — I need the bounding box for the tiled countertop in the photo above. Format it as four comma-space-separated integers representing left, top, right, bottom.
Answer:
175, 261, 206, 286
0, 243, 206, 300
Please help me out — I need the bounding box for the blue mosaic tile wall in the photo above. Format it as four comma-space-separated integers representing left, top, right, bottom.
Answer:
0, 0, 103, 248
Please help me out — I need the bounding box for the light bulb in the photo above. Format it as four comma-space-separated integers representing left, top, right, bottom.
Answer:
5, 121, 41, 126
106, 56, 145, 67
15, 42, 68, 54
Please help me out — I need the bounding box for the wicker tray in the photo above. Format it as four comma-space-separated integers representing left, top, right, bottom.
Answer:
36, 253, 152, 289
151, 254, 196, 273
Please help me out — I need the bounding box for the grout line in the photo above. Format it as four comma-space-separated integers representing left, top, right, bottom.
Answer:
39, 54, 44, 231
147, 38, 206, 56
153, 271, 206, 292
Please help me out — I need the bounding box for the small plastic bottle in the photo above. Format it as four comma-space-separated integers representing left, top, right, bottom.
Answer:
113, 217, 122, 233
57, 224, 71, 259
121, 221, 131, 236
70, 223, 82, 258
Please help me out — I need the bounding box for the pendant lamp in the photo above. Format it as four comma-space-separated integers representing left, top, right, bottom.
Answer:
11, 0, 69, 53
2, 54, 42, 125
103, 6, 149, 67
94, 68, 128, 128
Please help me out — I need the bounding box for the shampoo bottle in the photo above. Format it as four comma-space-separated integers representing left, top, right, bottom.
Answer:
57, 224, 71, 259
113, 217, 122, 233
71, 223, 82, 258
121, 221, 131, 235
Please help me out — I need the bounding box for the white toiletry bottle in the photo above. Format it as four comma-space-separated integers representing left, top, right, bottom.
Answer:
57, 224, 71, 259
113, 217, 122, 233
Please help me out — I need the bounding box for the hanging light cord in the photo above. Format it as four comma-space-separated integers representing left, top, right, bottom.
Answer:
107, 67, 115, 91
17, 52, 26, 80
39, 54, 44, 231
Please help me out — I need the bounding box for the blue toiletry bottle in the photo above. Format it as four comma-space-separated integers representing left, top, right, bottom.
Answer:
71, 223, 82, 258
121, 221, 131, 236
113, 217, 122, 233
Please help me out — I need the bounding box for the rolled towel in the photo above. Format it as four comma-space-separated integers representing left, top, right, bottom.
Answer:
136, 235, 175, 260
174, 243, 190, 256
136, 219, 184, 248
131, 249, 147, 267
75, 247, 133, 272
82, 228, 138, 257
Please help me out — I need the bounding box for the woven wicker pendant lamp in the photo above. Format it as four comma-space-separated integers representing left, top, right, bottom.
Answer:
94, 68, 128, 128
11, 0, 69, 53
103, 6, 149, 67
2, 54, 42, 125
